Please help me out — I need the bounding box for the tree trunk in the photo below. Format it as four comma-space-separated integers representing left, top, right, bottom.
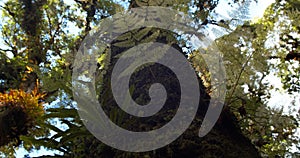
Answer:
93, 10, 261, 157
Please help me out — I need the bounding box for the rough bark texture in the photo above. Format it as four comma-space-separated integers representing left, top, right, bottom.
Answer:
84, 27, 261, 157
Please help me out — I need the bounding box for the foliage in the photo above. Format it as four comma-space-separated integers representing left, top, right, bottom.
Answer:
0, 88, 46, 157
192, 0, 300, 156
0, 0, 299, 157
262, 0, 300, 93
